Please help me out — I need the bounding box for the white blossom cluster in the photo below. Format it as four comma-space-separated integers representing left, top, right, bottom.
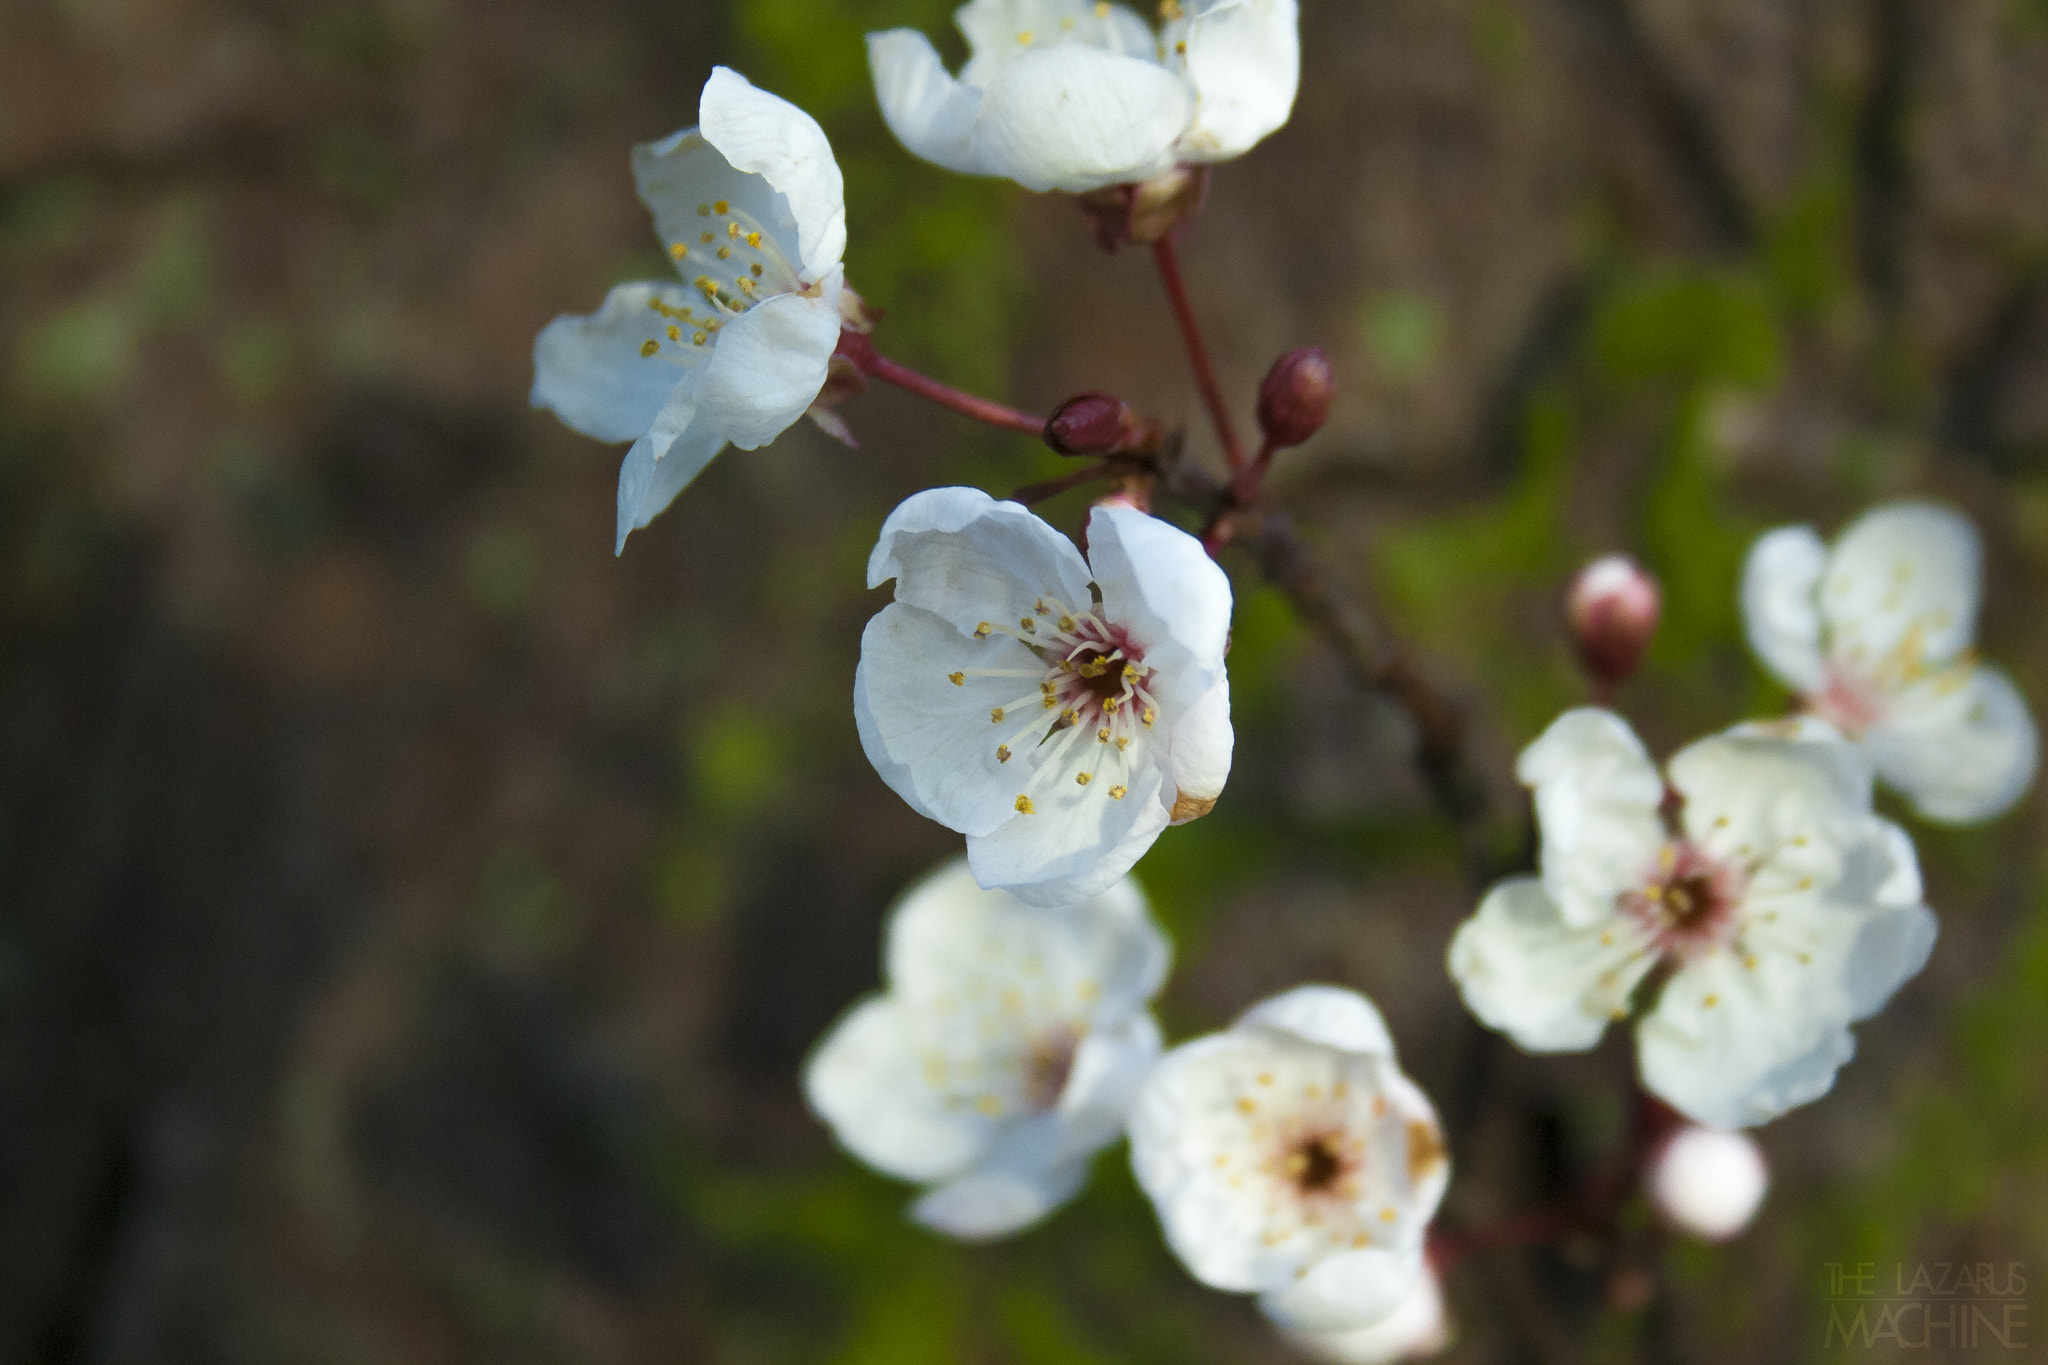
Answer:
523, 5, 2038, 1356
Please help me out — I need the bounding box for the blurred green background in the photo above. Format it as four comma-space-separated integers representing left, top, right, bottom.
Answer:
2, 0, 2046, 1361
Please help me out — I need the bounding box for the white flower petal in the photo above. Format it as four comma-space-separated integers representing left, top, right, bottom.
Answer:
1259, 1246, 1423, 1335
957, 0, 1160, 80
1057, 1015, 1164, 1151
965, 754, 1172, 905
858, 603, 1048, 837
531, 281, 697, 443
1638, 970, 1857, 1131
867, 486, 1097, 637
1517, 709, 1667, 929
689, 282, 842, 450
909, 1117, 1090, 1240
1841, 898, 1937, 1022
633, 128, 802, 277
1236, 984, 1394, 1057
1176, 0, 1299, 163
1670, 721, 1872, 871
1822, 501, 1981, 673
614, 422, 724, 554
972, 44, 1194, 192
1086, 504, 1233, 709
1742, 524, 1830, 693
867, 29, 986, 176
804, 996, 997, 1181
1447, 877, 1646, 1052
852, 657, 941, 823
698, 66, 847, 278
1273, 1265, 1452, 1364
1863, 663, 2038, 824
1167, 672, 1233, 817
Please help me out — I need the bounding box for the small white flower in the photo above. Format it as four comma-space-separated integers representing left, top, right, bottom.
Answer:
1645, 1124, 1769, 1242
868, 0, 1299, 194
1273, 1264, 1452, 1364
531, 67, 848, 553
1127, 987, 1450, 1334
1742, 501, 2038, 823
803, 858, 1170, 1239
1448, 709, 1938, 1129
856, 487, 1234, 907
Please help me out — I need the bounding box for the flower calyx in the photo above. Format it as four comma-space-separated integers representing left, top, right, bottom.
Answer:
1077, 164, 1211, 252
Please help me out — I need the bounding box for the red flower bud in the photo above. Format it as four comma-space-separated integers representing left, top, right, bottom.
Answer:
1046, 393, 1137, 455
1255, 347, 1335, 451
1566, 555, 1662, 691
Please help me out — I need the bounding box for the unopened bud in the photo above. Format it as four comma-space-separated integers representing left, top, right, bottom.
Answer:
1566, 555, 1661, 690
1046, 393, 1137, 455
1256, 347, 1335, 450
1646, 1126, 1768, 1243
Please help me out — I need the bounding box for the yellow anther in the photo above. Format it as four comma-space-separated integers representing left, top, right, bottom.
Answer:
1076, 772, 1091, 786
1035, 599, 1050, 613
736, 277, 756, 295
700, 231, 714, 244
648, 297, 663, 311
991, 708, 1006, 723
727, 220, 741, 239
750, 263, 764, 278
1060, 708, 1078, 724
1236, 1097, 1256, 1115
1043, 696, 1059, 709
1702, 994, 1720, 1008
1057, 658, 1073, 673
1379, 1207, 1398, 1224
1015, 795, 1035, 814
1108, 785, 1127, 799
1040, 681, 1056, 694
948, 672, 965, 686
692, 331, 707, 345
713, 200, 729, 214
1142, 707, 1156, 727
1124, 663, 1141, 679
717, 246, 732, 259
640, 339, 660, 357
696, 203, 711, 216
997, 745, 1012, 763
1097, 728, 1111, 743
1019, 617, 1037, 633
1017, 29, 1034, 43
1060, 15, 1075, 28
975, 621, 993, 638
1102, 697, 1119, 713
1175, 39, 1187, 53
1096, 0, 1111, 14
1058, 615, 1076, 632
975, 1095, 1002, 1116
1115, 737, 1130, 751
669, 243, 687, 259
746, 231, 762, 248
666, 326, 680, 341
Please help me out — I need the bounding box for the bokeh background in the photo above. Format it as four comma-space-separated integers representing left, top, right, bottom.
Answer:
4, 0, 2048, 1361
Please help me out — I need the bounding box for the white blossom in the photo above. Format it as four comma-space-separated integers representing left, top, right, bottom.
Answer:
531, 67, 848, 553
1448, 709, 1938, 1129
1127, 987, 1450, 1334
803, 858, 1169, 1239
1742, 501, 2037, 823
1273, 1265, 1452, 1364
856, 487, 1233, 907
868, 0, 1299, 194
1645, 1125, 1769, 1242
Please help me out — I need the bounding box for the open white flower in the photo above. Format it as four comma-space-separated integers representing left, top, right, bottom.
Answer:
1128, 987, 1449, 1334
868, 0, 1299, 194
1273, 1265, 1452, 1364
1742, 501, 2037, 823
803, 858, 1169, 1239
1448, 709, 1938, 1129
531, 67, 848, 553
856, 487, 1233, 907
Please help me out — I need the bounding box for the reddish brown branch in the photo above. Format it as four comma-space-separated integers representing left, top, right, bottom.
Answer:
1153, 237, 1249, 470
838, 331, 1048, 438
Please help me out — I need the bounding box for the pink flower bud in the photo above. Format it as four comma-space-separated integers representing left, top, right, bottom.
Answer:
1645, 1126, 1768, 1242
1566, 555, 1661, 690
1256, 347, 1335, 451
1046, 393, 1138, 455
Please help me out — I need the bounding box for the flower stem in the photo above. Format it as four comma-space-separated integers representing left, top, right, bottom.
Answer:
838, 331, 1047, 438
1152, 236, 1248, 470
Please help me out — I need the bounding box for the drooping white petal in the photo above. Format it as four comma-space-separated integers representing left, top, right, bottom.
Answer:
1237, 984, 1395, 1057
910, 1115, 1090, 1240
1086, 504, 1233, 709
698, 66, 847, 278
972, 44, 1195, 192
1822, 501, 1981, 675
1517, 709, 1667, 929
530, 281, 696, 443
1176, 0, 1300, 163
956, 0, 1160, 83
867, 29, 987, 175
1260, 1246, 1424, 1335
965, 754, 1173, 906
1167, 673, 1232, 819
686, 282, 843, 450
614, 423, 724, 554
867, 486, 1097, 637
804, 996, 998, 1182
633, 128, 802, 277
1740, 525, 1830, 694
1274, 1264, 1452, 1364
859, 604, 1048, 837
1447, 878, 1649, 1052
1863, 663, 2038, 823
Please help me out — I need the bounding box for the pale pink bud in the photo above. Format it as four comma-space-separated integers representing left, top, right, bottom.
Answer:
1566, 555, 1661, 689
1646, 1126, 1768, 1242
1256, 347, 1335, 451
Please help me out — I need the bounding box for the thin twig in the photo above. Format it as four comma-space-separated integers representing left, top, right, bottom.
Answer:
839, 332, 1048, 438
1153, 237, 1249, 470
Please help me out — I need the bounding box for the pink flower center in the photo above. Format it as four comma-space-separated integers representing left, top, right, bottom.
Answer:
1623, 842, 1745, 963
1806, 669, 1888, 738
